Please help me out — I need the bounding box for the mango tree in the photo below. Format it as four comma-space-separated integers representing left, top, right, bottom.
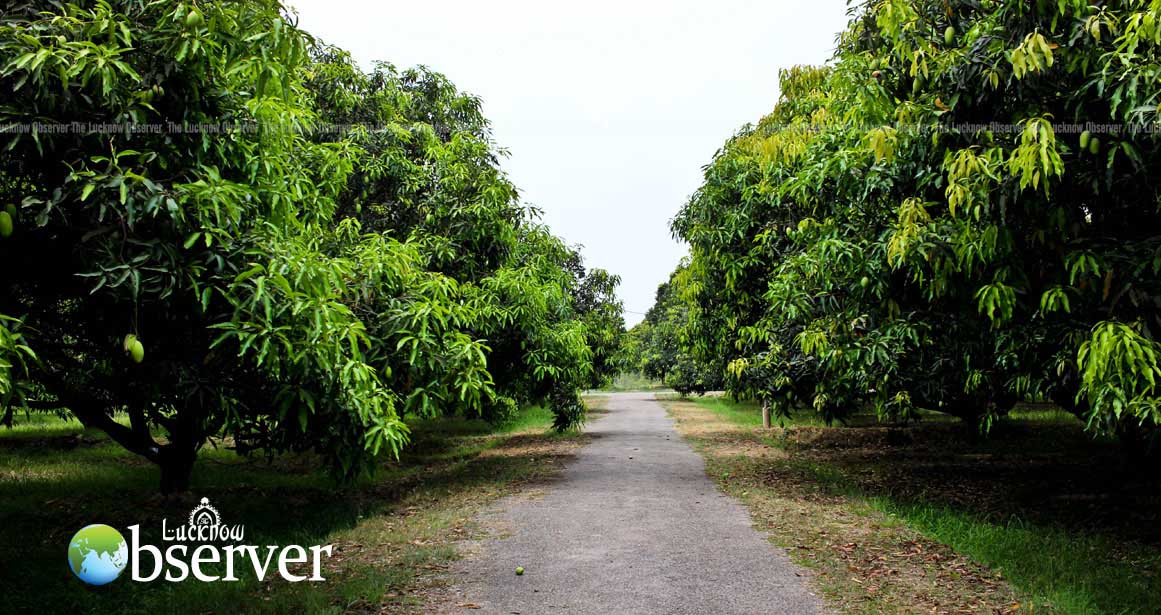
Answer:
303, 46, 623, 424
670, 0, 1161, 447
628, 262, 722, 395
0, 0, 623, 490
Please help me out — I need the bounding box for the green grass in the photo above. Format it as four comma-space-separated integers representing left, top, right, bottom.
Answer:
597, 372, 668, 392
675, 395, 1075, 429
878, 501, 1159, 615
664, 395, 832, 428
685, 397, 1161, 615
0, 404, 587, 614
0, 410, 131, 439
493, 404, 561, 433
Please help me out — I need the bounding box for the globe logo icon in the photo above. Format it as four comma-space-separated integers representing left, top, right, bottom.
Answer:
68, 524, 128, 585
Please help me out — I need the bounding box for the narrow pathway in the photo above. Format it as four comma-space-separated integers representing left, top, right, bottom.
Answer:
441, 392, 822, 614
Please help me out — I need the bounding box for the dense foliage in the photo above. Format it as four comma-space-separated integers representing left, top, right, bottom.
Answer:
625, 262, 721, 395
0, 0, 623, 491
661, 0, 1161, 449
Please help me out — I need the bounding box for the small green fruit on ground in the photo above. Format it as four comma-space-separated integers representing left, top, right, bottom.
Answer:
945, 26, 956, 45
0, 211, 13, 238
1079, 130, 1091, 150
515, 566, 524, 575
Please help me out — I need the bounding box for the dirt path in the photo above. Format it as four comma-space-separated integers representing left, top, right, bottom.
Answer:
438, 392, 822, 614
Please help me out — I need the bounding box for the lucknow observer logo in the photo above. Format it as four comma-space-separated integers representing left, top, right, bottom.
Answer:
67, 524, 128, 585
68, 498, 332, 585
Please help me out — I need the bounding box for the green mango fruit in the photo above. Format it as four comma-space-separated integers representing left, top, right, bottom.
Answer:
186, 9, 203, 28
129, 339, 145, 364
1079, 130, 1091, 150
1089, 136, 1101, 155
945, 26, 956, 46
0, 211, 12, 238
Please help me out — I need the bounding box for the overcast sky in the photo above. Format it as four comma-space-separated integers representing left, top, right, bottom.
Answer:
288, 0, 852, 325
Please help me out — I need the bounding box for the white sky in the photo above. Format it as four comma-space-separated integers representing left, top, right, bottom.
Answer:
288, 0, 852, 325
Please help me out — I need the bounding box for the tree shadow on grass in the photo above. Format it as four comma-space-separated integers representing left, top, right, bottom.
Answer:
779, 416, 1161, 548
754, 415, 1161, 615
0, 419, 579, 615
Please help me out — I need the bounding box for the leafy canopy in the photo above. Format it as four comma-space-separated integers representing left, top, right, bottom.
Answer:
0, 0, 624, 490
664, 0, 1161, 446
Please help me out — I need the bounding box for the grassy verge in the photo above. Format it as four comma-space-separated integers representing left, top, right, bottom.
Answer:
0, 400, 603, 614
662, 397, 1161, 615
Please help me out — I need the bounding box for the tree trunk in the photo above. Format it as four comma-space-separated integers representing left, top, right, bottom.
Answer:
158, 443, 197, 494
761, 398, 771, 429
157, 398, 206, 494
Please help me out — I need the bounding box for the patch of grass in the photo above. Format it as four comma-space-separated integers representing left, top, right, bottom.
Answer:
668, 397, 1161, 615
0, 410, 135, 440
0, 401, 596, 614
668, 395, 833, 428
598, 372, 668, 392
878, 501, 1158, 615
496, 404, 562, 433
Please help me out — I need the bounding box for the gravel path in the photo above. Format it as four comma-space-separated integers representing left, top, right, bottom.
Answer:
440, 392, 823, 614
